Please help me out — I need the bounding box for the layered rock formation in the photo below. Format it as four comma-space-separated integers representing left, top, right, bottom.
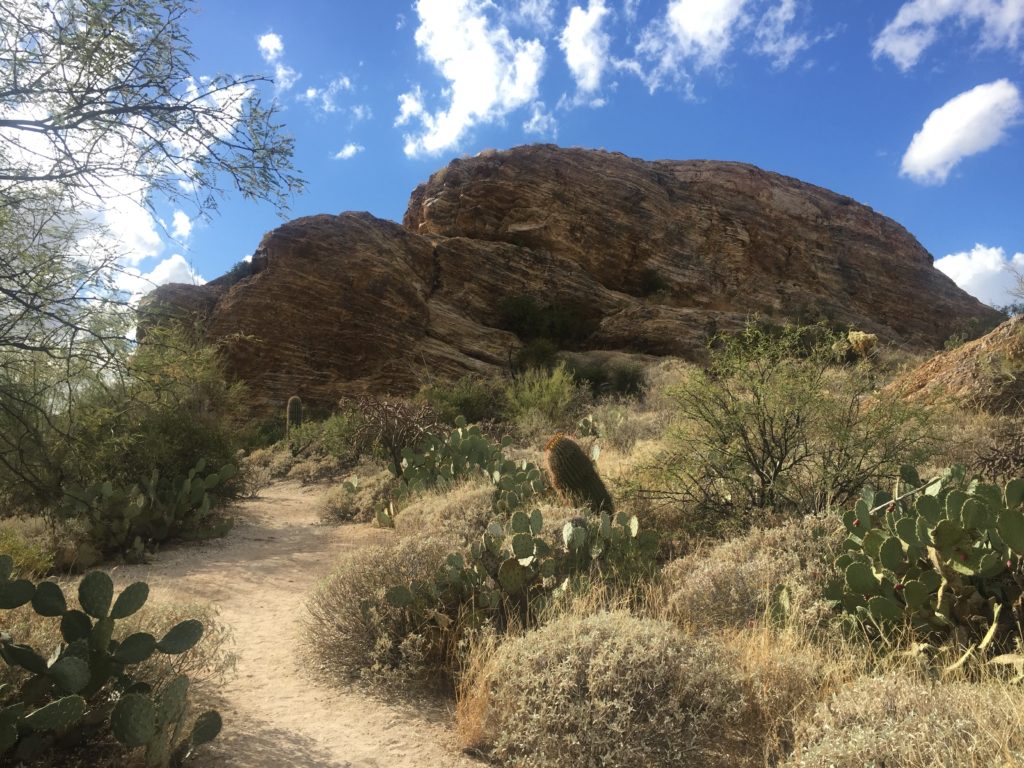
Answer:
142, 144, 1001, 412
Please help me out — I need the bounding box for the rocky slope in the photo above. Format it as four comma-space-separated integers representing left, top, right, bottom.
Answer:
887, 315, 1024, 414
141, 144, 1001, 412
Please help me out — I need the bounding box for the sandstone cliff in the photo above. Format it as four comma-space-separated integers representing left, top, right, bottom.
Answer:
141, 144, 1001, 412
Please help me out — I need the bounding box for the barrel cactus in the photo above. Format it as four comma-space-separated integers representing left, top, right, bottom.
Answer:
286, 395, 303, 436
545, 434, 614, 514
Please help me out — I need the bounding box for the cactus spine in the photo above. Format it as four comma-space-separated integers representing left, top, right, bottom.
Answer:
286, 395, 303, 436
544, 434, 614, 514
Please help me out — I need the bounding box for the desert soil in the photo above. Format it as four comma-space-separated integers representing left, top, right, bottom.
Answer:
112, 481, 475, 768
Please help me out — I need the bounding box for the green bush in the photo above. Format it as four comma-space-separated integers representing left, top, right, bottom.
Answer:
511, 338, 560, 372
0, 518, 54, 579
504, 363, 588, 436
564, 357, 647, 399
418, 375, 506, 425
649, 322, 931, 530
470, 611, 743, 768
0, 560, 221, 765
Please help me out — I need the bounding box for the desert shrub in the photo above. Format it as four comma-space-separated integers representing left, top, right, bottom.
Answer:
0, 517, 54, 578
564, 357, 647, 399
305, 536, 459, 686
579, 402, 661, 453
0, 564, 224, 765
66, 326, 244, 506
647, 322, 931, 532
504, 363, 588, 437
394, 478, 496, 540
785, 673, 1024, 767
284, 455, 344, 485
512, 338, 560, 372
663, 515, 843, 634
971, 414, 1024, 483
418, 375, 506, 425
462, 611, 744, 768
344, 396, 440, 477
318, 464, 393, 524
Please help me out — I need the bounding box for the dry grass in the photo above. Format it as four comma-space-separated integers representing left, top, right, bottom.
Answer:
304, 535, 460, 687
318, 461, 393, 524
784, 672, 1024, 767
458, 610, 746, 768
662, 515, 844, 634
0, 515, 55, 578
394, 477, 495, 539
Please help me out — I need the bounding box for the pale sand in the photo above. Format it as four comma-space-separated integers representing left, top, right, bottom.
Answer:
112, 481, 476, 768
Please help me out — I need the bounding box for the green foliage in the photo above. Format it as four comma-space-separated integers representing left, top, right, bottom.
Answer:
563, 357, 647, 399
60, 459, 236, 558
828, 465, 1024, 649
652, 321, 931, 530
217, 259, 254, 288
383, 508, 658, 650
393, 419, 546, 515
512, 338, 560, 372
496, 295, 600, 348
0, 561, 219, 765
544, 434, 614, 513
418, 376, 506, 426
504, 363, 588, 434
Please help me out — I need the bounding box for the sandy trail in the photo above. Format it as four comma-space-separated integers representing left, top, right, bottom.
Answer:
112, 482, 475, 768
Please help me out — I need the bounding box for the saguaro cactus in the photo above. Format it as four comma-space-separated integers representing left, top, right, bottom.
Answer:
545, 434, 614, 514
286, 395, 303, 436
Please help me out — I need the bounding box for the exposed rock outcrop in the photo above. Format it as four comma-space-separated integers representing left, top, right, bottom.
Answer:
887, 316, 1024, 414
142, 145, 1001, 412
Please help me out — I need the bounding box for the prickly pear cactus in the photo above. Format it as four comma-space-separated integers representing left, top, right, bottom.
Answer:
828, 464, 1024, 648
286, 395, 303, 436
394, 417, 546, 513
0, 561, 219, 764
545, 434, 614, 514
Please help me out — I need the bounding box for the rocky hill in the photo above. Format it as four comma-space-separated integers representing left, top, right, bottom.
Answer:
887, 315, 1024, 414
141, 144, 1001, 412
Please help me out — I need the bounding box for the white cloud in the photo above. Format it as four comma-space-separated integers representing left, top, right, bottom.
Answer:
874, 0, 1024, 71
623, 0, 642, 23
257, 31, 299, 92
935, 243, 1024, 306
352, 104, 372, 121
560, 0, 613, 95
633, 0, 816, 91
901, 78, 1022, 184
397, 0, 546, 157
523, 101, 558, 136
755, 0, 811, 69
505, 0, 557, 32
333, 143, 365, 160
171, 210, 192, 240
257, 32, 284, 62
116, 254, 206, 303
301, 87, 319, 101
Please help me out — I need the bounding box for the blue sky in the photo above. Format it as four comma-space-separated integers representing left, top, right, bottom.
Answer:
136, 0, 1023, 308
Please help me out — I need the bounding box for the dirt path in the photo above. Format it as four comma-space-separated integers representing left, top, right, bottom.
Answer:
113, 482, 475, 768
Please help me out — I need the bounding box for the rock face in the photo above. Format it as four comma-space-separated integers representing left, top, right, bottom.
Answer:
887, 316, 1024, 414
142, 144, 1001, 412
